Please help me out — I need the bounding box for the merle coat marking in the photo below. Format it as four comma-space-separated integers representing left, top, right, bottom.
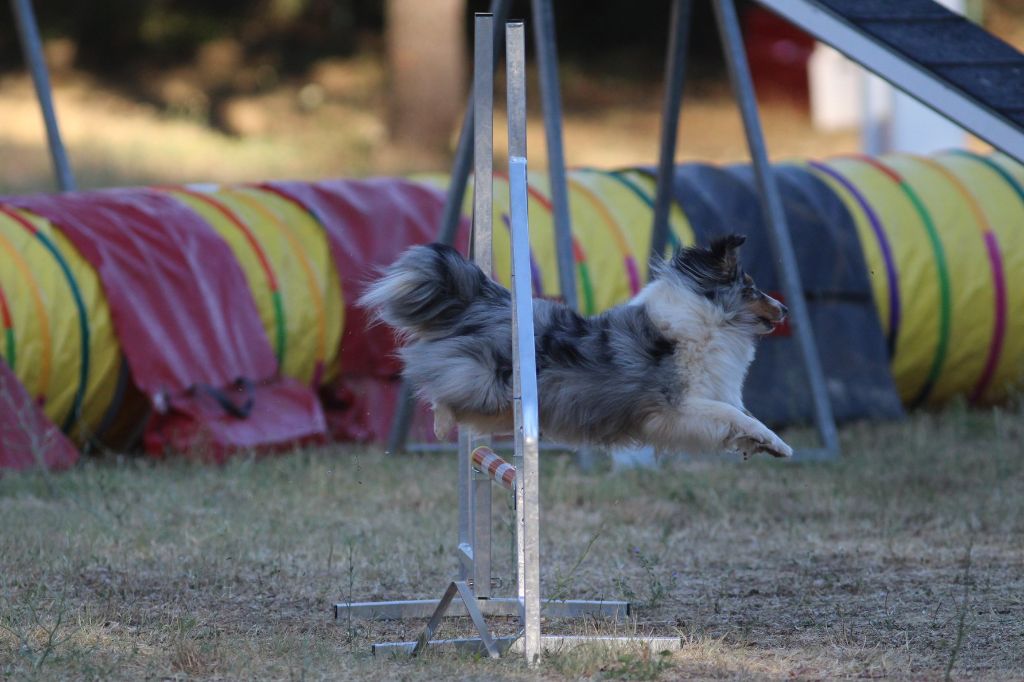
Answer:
359, 236, 792, 458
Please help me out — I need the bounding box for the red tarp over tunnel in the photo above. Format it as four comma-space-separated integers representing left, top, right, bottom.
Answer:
263, 178, 468, 442
5, 190, 326, 459
0, 358, 79, 471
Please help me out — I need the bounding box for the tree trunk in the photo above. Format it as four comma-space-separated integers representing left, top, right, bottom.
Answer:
386, 0, 467, 167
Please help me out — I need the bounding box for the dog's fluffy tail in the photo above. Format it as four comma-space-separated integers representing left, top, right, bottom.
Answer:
359, 243, 507, 340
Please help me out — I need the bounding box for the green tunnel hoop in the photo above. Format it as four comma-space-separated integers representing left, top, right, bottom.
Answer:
854, 156, 952, 408
0, 206, 91, 432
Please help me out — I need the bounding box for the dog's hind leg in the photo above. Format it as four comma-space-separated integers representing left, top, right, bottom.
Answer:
433, 403, 456, 441
675, 398, 792, 458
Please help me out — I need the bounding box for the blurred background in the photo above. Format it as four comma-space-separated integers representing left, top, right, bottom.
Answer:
1, 0, 1022, 194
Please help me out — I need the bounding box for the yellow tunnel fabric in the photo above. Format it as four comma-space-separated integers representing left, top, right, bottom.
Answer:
882, 155, 991, 404
608, 169, 695, 256
415, 169, 692, 315
928, 152, 1021, 403
976, 153, 1024, 399
0, 227, 51, 402
165, 186, 343, 386
804, 162, 894, 343
0, 208, 120, 444
236, 186, 345, 384
815, 157, 940, 405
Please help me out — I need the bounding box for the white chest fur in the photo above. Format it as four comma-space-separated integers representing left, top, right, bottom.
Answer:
633, 280, 756, 408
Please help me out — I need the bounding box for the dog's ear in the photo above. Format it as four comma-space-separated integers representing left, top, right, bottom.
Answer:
709, 234, 745, 277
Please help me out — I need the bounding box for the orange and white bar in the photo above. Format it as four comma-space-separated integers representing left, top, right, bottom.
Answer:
471, 446, 516, 492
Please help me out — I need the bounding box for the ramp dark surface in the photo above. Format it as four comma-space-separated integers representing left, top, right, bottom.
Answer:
811, 0, 1024, 126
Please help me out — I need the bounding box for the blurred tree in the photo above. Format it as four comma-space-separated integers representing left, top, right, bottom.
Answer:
0, 0, 384, 72
385, 0, 466, 164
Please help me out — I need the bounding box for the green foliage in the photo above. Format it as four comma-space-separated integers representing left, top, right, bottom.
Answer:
0, 0, 384, 73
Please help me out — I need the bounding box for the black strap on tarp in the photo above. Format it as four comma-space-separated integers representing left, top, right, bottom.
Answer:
186, 377, 255, 419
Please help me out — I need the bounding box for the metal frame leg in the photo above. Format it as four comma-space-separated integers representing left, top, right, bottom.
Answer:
338, 597, 628, 621
10, 0, 75, 191
472, 458, 493, 597
411, 581, 499, 659
457, 429, 476, 577
530, 0, 577, 312
712, 0, 839, 458
650, 0, 692, 266
529, 0, 605, 472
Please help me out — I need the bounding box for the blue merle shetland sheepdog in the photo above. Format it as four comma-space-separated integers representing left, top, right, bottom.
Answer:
359, 235, 792, 458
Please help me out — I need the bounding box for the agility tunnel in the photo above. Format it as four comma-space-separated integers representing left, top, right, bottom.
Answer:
2, 151, 1023, 468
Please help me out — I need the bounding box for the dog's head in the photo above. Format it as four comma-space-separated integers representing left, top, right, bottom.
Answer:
666, 234, 787, 334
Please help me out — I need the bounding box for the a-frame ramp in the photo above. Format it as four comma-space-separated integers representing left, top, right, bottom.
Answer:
755, 0, 1024, 162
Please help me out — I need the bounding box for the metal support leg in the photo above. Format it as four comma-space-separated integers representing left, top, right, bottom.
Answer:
10, 0, 75, 191
472, 464, 493, 597
437, 0, 509, 248
411, 581, 499, 659
458, 432, 494, 595
457, 429, 475, 576
712, 0, 839, 458
339, 597, 628, 621
529, 0, 605, 472
650, 0, 692, 265
530, 0, 577, 312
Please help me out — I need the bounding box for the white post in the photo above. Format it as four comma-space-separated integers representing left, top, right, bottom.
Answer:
807, 0, 971, 155
881, 0, 969, 154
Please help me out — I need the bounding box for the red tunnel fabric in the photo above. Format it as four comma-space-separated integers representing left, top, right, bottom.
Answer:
5, 189, 326, 458
0, 358, 79, 472
262, 178, 468, 442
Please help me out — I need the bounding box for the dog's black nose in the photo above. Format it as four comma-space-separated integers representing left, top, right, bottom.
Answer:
779, 303, 788, 317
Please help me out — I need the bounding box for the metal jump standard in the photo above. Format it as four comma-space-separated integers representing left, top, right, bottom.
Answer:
335, 16, 681, 664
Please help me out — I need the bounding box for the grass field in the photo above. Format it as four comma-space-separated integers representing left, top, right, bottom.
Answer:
2, 404, 1022, 680
1, 51, 1021, 681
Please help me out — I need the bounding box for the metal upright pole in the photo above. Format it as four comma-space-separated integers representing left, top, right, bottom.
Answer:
10, 0, 75, 191
530, 0, 604, 472
530, 0, 577, 311
506, 21, 542, 665
712, 0, 839, 458
387, 0, 511, 454
650, 0, 692, 266
466, 11, 495, 598
437, 0, 512, 246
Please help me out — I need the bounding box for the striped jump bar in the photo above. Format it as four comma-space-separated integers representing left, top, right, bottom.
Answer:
471, 446, 516, 491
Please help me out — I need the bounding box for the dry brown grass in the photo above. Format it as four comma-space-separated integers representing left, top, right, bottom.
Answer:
2, 404, 1022, 680
0, 61, 872, 198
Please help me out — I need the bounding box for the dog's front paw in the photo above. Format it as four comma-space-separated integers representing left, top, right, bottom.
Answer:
730, 431, 792, 459
760, 435, 793, 458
